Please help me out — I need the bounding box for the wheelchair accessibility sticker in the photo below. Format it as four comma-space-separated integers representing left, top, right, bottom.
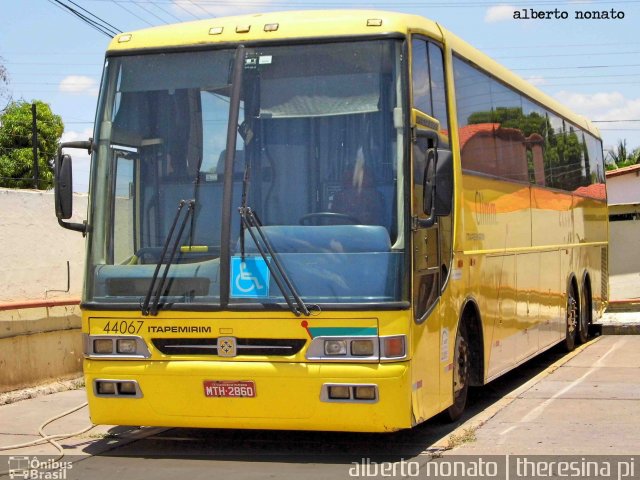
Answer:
231, 256, 270, 298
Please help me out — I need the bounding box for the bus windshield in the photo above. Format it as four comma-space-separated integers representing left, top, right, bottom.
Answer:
85, 40, 407, 311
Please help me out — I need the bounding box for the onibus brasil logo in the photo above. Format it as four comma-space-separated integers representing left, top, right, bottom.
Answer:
7, 456, 73, 480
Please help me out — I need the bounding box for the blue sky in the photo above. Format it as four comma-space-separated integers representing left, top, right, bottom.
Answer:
2, 0, 639, 191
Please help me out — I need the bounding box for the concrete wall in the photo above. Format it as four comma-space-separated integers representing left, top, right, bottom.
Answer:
605, 168, 640, 302
607, 168, 640, 205
0, 304, 83, 393
0, 188, 88, 392
0, 188, 87, 302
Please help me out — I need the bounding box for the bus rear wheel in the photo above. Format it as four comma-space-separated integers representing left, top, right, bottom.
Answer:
577, 281, 592, 344
563, 284, 578, 352
447, 322, 470, 421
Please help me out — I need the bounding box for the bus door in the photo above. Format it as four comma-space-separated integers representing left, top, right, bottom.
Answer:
409, 37, 454, 420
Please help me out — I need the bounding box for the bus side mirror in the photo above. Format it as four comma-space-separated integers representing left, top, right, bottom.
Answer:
55, 154, 73, 220
415, 129, 453, 228
422, 147, 437, 216
434, 151, 453, 217
55, 140, 92, 234
415, 128, 451, 228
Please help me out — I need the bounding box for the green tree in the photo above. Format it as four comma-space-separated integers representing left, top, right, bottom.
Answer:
0, 100, 64, 189
466, 106, 591, 189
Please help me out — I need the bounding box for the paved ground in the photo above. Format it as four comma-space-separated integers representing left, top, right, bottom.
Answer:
447, 335, 640, 455
1, 335, 639, 479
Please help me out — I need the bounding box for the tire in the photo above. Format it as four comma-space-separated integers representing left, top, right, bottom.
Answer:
577, 282, 592, 344
563, 284, 578, 352
447, 322, 470, 422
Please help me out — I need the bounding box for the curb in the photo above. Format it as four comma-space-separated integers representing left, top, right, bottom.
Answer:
599, 324, 640, 335
430, 336, 601, 452
606, 301, 640, 313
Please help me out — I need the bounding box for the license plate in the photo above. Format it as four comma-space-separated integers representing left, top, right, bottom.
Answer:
203, 380, 256, 398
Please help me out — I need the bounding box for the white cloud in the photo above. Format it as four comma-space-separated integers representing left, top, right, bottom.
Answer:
172, 0, 274, 18
59, 76, 98, 96
485, 5, 516, 23
61, 128, 93, 143
554, 91, 629, 119
554, 90, 640, 148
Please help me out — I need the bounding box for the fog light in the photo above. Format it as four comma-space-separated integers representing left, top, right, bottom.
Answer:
354, 385, 377, 400
93, 339, 113, 354
324, 339, 347, 356
382, 336, 406, 358
351, 339, 374, 356
118, 381, 137, 395
97, 381, 116, 395
328, 385, 351, 399
117, 339, 137, 354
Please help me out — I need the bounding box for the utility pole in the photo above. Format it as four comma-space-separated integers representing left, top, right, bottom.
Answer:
32, 102, 38, 189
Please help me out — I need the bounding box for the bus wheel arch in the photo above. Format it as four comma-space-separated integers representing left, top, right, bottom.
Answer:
563, 275, 580, 352
447, 299, 484, 421
578, 272, 593, 344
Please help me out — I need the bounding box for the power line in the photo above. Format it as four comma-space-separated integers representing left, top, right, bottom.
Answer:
47, 0, 120, 38
513, 64, 640, 71
593, 120, 640, 123
496, 51, 640, 61
66, 0, 122, 33
149, 1, 185, 23
86, 0, 640, 5
110, 0, 156, 27
128, 0, 172, 25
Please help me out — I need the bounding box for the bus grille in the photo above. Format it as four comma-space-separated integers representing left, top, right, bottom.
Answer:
152, 338, 307, 356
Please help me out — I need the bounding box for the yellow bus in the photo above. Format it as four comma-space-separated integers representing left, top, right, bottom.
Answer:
55, 10, 608, 432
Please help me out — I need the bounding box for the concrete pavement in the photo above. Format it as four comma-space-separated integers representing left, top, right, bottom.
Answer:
445, 335, 640, 455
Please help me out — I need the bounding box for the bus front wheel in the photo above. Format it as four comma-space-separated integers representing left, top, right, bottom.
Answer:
447, 321, 470, 421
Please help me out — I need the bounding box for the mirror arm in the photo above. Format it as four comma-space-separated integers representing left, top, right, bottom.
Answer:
418, 206, 437, 229
58, 140, 93, 156
58, 218, 88, 236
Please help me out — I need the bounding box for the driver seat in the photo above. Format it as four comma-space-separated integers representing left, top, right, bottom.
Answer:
330, 161, 384, 225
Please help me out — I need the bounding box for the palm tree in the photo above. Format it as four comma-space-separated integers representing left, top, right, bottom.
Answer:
608, 139, 639, 169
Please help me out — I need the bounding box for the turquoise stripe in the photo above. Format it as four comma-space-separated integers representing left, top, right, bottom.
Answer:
308, 327, 378, 337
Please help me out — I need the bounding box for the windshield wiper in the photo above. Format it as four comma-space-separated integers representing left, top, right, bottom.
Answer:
239, 206, 310, 317
142, 199, 195, 316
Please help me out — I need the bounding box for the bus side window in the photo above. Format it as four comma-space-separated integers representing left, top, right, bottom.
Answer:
411, 38, 450, 137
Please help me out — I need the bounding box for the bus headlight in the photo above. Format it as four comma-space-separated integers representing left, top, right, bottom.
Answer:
354, 385, 377, 400
96, 381, 117, 395
327, 385, 351, 399
84, 335, 151, 359
118, 381, 138, 395
94, 379, 143, 398
322, 384, 378, 403
351, 339, 375, 356
306, 336, 383, 361
324, 339, 347, 355
93, 339, 114, 354
117, 339, 138, 354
